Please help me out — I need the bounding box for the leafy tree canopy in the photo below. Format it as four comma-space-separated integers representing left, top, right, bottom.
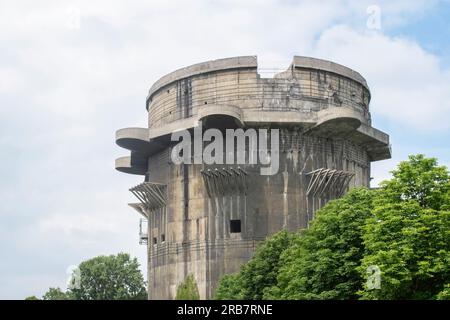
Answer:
359, 155, 450, 299
69, 253, 147, 300
380, 154, 449, 210
42, 287, 70, 300
34, 253, 147, 300
176, 274, 200, 300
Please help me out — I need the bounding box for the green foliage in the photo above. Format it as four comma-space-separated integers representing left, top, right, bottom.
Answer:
239, 230, 298, 299
215, 154, 450, 300
176, 274, 200, 300
42, 287, 70, 300
436, 284, 450, 300
215, 273, 242, 300
358, 155, 450, 299
359, 201, 450, 299
380, 154, 449, 210
358, 156, 450, 299
68, 253, 147, 300
266, 188, 375, 299
215, 230, 297, 299
25, 295, 40, 300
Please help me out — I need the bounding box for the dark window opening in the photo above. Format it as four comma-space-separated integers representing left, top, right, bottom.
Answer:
230, 220, 241, 233
153, 237, 157, 245
161, 234, 165, 243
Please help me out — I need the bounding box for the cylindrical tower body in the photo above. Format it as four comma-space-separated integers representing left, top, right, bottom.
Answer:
115, 56, 391, 299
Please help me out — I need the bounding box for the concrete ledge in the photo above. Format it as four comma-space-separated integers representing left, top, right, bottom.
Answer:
243, 110, 316, 126
367, 144, 392, 161
316, 106, 365, 126
147, 56, 257, 104
116, 127, 149, 151
145, 105, 389, 161
149, 108, 317, 140
115, 156, 147, 175
149, 117, 198, 140
356, 123, 390, 145
292, 56, 369, 90
353, 124, 391, 161
198, 105, 244, 127
307, 106, 364, 137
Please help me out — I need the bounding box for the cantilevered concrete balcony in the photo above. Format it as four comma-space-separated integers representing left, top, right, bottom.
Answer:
115, 155, 147, 175
116, 127, 167, 157
116, 127, 149, 151
353, 124, 392, 161
307, 106, 365, 137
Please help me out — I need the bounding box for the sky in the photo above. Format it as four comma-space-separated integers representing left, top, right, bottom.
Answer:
0, 0, 449, 299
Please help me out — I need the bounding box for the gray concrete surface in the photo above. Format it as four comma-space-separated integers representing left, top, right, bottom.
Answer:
115, 56, 391, 299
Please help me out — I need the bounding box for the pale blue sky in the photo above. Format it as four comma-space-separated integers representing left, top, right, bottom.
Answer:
0, 0, 449, 299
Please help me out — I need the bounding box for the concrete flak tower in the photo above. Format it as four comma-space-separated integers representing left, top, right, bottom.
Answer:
115, 56, 391, 299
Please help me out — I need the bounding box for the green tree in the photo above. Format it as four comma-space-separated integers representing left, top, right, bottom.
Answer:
215, 273, 242, 300
25, 295, 40, 300
68, 253, 147, 300
42, 287, 70, 300
359, 155, 450, 299
215, 230, 297, 300
266, 188, 376, 299
359, 201, 450, 299
176, 274, 200, 300
436, 284, 450, 300
380, 154, 449, 210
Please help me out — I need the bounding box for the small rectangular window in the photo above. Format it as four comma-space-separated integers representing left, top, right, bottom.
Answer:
230, 220, 241, 233
153, 237, 157, 245
161, 234, 165, 243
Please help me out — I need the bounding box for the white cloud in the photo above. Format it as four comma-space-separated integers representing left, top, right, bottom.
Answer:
0, 67, 24, 93
310, 25, 450, 131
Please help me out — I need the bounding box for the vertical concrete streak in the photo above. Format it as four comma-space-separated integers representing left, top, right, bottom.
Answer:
282, 170, 289, 229
182, 164, 189, 278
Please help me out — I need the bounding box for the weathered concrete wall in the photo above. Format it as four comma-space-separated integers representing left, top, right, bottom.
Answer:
144, 128, 370, 299
147, 59, 371, 130
115, 56, 391, 300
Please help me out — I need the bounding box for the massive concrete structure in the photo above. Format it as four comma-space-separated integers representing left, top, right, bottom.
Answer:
115, 56, 391, 299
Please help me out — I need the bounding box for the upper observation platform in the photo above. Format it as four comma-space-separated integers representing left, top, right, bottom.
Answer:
115, 56, 391, 174
145, 55, 372, 131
